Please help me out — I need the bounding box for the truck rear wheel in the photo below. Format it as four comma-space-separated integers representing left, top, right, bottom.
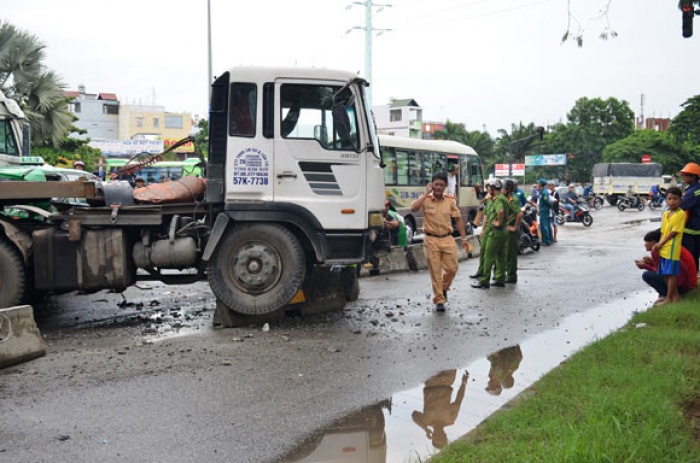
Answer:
0, 240, 26, 309
207, 223, 306, 315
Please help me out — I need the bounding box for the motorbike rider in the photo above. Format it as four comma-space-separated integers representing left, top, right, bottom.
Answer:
564, 185, 579, 220
513, 179, 527, 207
625, 185, 639, 208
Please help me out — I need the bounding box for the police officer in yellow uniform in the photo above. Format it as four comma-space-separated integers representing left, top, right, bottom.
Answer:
411, 172, 469, 312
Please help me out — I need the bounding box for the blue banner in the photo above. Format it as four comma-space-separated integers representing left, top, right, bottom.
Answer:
525, 154, 567, 166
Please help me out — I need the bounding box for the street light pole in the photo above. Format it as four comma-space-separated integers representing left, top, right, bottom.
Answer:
507, 126, 545, 179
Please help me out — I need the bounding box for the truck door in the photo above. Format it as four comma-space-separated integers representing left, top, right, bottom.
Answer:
273, 81, 365, 230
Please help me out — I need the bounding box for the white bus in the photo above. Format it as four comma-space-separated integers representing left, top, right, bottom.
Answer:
379, 134, 485, 242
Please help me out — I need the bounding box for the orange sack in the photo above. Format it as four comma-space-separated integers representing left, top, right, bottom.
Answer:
133, 176, 207, 204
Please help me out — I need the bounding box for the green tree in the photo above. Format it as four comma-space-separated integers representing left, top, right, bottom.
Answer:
0, 21, 73, 148
193, 118, 209, 158
669, 95, 700, 150
602, 130, 687, 175
436, 120, 495, 173
564, 96, 635, 181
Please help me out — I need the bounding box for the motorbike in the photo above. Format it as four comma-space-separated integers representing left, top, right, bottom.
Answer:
647, 194, 665, 211
585, 193, 604, 211
617, 196, 645, 212
556, 200, 593, 227
518, 204, 540, 253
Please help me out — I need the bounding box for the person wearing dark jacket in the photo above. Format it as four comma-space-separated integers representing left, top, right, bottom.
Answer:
679, 162, 700, 271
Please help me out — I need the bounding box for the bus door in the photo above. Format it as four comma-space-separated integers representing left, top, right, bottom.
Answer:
447, 155, 459, 201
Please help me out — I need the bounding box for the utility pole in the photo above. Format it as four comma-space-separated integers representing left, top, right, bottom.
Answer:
207, 0, 213, 100
346, 1, 392, 107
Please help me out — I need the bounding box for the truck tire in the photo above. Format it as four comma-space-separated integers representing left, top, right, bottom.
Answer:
207, 223, 306, 315
341, 266, 360, 301
0, 240, 26, 309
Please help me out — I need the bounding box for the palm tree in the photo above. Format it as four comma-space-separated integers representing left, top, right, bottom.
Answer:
0, 20, 73, 147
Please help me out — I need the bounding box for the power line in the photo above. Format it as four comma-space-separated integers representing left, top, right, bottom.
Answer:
397, 0, 552, 31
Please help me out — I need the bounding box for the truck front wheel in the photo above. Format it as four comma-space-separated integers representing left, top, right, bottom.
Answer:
207, 223, 306, 315
0, 240, 26, 309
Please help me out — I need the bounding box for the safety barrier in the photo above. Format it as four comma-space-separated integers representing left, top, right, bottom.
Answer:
0, 305, 46, 369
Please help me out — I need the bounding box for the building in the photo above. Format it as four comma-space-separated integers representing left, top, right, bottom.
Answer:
65, 86, 195, 156
118, 104, 195, 155
373, 98, 423, 138
421, 121, 446, 140
65, 85, 119, 140
644, 117, 670, 131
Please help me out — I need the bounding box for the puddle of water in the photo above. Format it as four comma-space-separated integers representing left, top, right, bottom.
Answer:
275, 290, 656, 463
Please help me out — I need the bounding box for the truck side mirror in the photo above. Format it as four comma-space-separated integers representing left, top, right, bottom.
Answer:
22, 122, 31, 157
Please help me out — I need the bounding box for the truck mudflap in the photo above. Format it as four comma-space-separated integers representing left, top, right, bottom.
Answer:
212, 265, 354, 328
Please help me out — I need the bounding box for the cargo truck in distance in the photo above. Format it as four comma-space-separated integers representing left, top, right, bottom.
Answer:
592, 162, 669, 206
0, 67, 386, 318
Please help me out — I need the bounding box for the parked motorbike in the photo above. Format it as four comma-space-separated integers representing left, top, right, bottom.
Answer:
556, 201, 593, 227
617, 196, 645, 212
518, 204, 540, 253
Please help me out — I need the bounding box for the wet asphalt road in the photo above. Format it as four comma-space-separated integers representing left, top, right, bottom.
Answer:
0, 205, 662, 463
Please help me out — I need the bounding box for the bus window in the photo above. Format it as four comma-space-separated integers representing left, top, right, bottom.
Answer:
467, 155, 484, 187
382, 146, 397, 185
422, 152, 435, 182
433, 152, 448, 175
396, 150, 409, 185
408, 151, 423, 185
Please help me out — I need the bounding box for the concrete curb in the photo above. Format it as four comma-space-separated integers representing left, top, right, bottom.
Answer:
365, 235, 481, 275
0, 305, 46, 369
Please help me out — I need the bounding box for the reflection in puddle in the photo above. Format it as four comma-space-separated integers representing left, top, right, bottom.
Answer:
276, 290, 655, 463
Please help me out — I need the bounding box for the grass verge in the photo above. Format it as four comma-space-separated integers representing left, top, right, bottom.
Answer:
433, 291, 700, 463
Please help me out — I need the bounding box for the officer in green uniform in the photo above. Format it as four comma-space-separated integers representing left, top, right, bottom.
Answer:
470, 181, 492, 280
504, 180, 524, 284
472, 179, 509, 289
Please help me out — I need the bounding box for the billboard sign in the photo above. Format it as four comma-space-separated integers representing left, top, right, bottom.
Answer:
495, 164, 525, 177
525, 154, 567, 166
88, 139, 164, 157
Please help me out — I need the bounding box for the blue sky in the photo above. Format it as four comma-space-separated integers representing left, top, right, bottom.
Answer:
3, 0, 697, 133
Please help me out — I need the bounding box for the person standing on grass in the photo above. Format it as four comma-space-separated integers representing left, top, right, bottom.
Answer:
652, 187, 686, 306
635, 229, 697, 306
411, 172, 468, 312
679, 162, 700, 272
